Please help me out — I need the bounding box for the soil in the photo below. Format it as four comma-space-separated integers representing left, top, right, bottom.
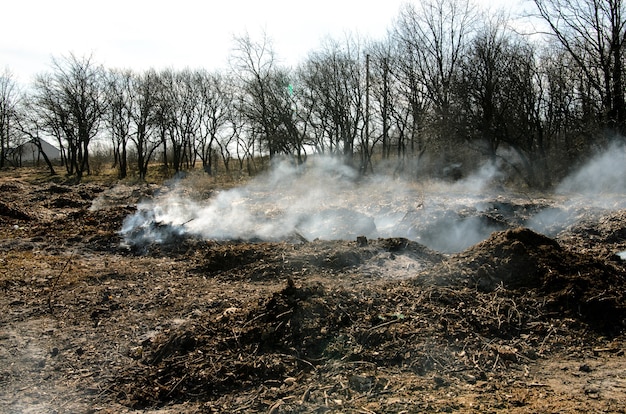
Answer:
1, 169, 626, 413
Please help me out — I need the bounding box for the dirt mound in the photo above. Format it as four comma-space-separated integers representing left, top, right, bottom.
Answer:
421, 227, 562, 291
416, 227, 626, 333
113, 278, 508, 409
119, 281, 346, 408
0, 180, 28, 193
0, 200, 33, 220
557, 209, 626, 258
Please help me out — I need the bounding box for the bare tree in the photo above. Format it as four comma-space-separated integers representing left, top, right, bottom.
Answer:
14, 96, 57, 175
298, 36, 365, 162
538, 47, 593, 156
457, 17, 520, 160
394, 0, 478, 153
167, 69, 201, 172
150, 69, 177, 172
194, 71, 233, 174
231, 32, 277, 159
455, 17, 563, 187
104, 69, 133, 178
32, 54, 105, 179
387, 33, 431, 167
231, 32, 304, 160
0, 68, 20, 168
366, 40, 396, 161
533, 0, 626, 133
129, 70, 161, 180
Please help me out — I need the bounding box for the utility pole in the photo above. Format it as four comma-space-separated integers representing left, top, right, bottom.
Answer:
363, 53, 371, 174
365, 53, 370, 144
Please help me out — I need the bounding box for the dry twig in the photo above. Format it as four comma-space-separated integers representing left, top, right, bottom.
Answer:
47, 250, 75, 314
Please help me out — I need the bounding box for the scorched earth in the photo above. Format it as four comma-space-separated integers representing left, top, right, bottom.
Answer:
1, 161, 626, 413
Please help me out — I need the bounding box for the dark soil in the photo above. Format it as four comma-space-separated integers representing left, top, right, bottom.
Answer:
1, 170, 626, 413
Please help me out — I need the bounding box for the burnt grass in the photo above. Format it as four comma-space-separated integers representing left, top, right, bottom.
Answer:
1, 171, 626, 413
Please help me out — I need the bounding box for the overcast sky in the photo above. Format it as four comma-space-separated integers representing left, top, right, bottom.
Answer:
2, 0, 514, 84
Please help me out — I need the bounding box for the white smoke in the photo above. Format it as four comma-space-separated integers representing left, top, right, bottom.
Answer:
119, 143, 626, 253
557, 142, 626, 196
120, 156, 509, 253
121, 157, 379, 246
450, 160, 503, 193
528, 141, 626, 235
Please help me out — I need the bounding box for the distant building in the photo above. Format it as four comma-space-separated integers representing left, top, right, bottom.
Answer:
8, 139, 61, 166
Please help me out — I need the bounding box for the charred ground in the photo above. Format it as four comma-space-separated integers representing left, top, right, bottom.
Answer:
1, 169, 626, 413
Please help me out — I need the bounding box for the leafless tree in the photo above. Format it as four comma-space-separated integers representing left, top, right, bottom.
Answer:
533, 0, 626, 133
151, 70, 177, 172
129, 69, 161, 180
231, 32, 307, 161
32, 54, 105, 179
192, 70, 232, 174
457, 18, 521, 160
231, 32, 279, 158
298, 35, 365, 162
538, 48, 594, 156
104, 69, 133, 178
14, 96, 57, 175
387, 34, 431, 168
167, 69, 202, 172
456, 18, 560, 187
366, 40, 397, 161
0, 69, 20, 168
394, 0, 478, 151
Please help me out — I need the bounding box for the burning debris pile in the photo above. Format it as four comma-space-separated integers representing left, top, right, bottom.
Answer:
107, 148, 626, 411
118, 157, 488, 251
120, 153, 626, 256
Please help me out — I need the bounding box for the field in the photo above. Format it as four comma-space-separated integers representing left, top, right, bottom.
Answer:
1, 165, 626, 413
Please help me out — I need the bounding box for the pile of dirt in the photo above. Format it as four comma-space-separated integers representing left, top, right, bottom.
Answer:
0, 200, 33, 221
417, 227, 561, 290
0, 181, 34, 221
113, 278, 502, 409
415, 227, 626, 333
557, 209, 626, 257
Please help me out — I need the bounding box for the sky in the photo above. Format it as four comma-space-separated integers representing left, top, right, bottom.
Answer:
2, 0, 514, 85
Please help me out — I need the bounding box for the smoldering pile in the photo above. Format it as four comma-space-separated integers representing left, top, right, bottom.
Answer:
120, 208, 191, 251
119, 157, 514, 253
119, 149, 626, 256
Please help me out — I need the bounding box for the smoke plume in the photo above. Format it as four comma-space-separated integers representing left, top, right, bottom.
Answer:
120, 156, 507, 253
528, 142, 626, 235
119, 145, 626, 253
557, 142, 626, 196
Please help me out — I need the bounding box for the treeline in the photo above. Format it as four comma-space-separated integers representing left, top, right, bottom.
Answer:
2, 0, 626, 187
